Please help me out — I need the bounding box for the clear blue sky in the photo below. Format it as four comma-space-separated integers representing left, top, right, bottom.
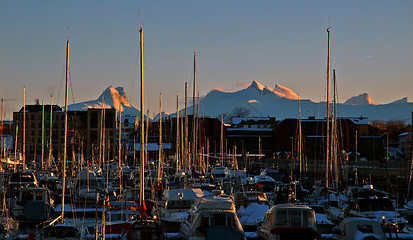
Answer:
0, 0, 412, 120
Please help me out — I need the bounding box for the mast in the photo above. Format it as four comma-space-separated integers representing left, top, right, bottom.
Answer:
42, 100, 45, 169
333, 69, 339, 192
49, 95, 53, 168
191, 52, 196, 172
298, 97, 302, 183
220, 115, 224, 166
176, 95, 180, 172
1, 98, 3, 165
118, 108, 122, 168
14, 122, 18, 171
118, 107, 123, 195
23, 86, 26, 168
184, 82, 188, 171
325, 27, 331, 189
139, 25, 146, 218
61, 37, 69, 221
158, 93, 163, 180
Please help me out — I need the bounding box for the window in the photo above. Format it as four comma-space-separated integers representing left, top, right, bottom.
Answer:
22, 191, 34, 201
275, 210, 287, 226
35, 191, 43, 200
357, 224, 374, 234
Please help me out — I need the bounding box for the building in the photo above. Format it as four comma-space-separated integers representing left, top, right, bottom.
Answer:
226, 117, 277, 158
274, 117, 383, 162
13, 104, 116, 167
399, 132, 412, 160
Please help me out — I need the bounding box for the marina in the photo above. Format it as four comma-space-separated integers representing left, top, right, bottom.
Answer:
0, 1, 413, 240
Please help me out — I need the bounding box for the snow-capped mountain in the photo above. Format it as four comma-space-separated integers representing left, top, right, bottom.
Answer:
70, 82, 412, 123
184, 80, 412, 123
390, 97, 408, 104
67, 86, 141, 117
344, 93, 377, 105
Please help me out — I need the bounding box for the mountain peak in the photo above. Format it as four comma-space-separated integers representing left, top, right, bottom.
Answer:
273, 84, 300, 100
344, 93, 377, 105
390, 97, 408, 104
249, 80, 266, 91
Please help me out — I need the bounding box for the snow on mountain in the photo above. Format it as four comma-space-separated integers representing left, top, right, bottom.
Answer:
67, 82, 412, 123
153, 111, 171, 121
185, 80, 413, 123
390, 97, 408, 104
246, 80, 300, 100
67, 86, 141, 117
273, 84, 300, 100
344, 93, 377, 105
189, 80, 304, 122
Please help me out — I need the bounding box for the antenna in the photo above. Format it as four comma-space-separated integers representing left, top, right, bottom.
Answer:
66, 23, 70, 41
138, 8, 141, 28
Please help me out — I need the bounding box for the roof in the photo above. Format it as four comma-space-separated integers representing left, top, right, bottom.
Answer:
18, 104, 63, 113
271, 203, 313, 211
134, 143, 172, 151
232, 117, 276, 125
163, 188, 204, 201
197, 195, 235, 211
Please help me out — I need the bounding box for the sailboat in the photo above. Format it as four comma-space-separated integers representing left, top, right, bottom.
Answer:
126, 25, 164, 240
36, 35, 86, 240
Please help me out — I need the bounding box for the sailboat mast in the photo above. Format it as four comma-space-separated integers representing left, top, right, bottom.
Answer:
23, 86, 26, 168
49, 95, 53, 168
184, 82, 188, 171
119, 109, 122, 168
158, 93, 163, 180
191, 52, 196, 172
176, 95, 180, 172
220, 115, 224, 166
139, 25, 145, 209
0, 98, 3, 168
62, 37, 69, 221
325, 27, 331, 189
333, 69, 339, 192
299, 97, 302, 183
42, 100, 45, 169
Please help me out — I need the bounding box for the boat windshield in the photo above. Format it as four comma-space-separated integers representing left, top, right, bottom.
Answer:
166, 200, 195, 210
200, 213, 237, 228
274, 209, 315, 228
357, 198, 395, 211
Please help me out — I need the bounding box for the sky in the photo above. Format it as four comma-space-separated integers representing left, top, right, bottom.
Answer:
0, 0, 412, 120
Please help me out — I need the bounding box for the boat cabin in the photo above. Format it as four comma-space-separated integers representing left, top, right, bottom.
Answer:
258, 204, 321, 240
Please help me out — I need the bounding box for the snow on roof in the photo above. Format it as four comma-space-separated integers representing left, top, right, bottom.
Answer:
134, 143, 172, 151
345, 117, 370, 125
232, 117, 272, 124
163, 189, 204, 201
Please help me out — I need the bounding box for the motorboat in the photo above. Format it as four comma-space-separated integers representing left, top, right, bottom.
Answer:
157, 188, 204, 232
339, 184, 408, 233
257, 203, 322, 240
12, 186, 55, 225
330, 217, 386, 240
180, 192, 246, 240
6, 170, 37, 199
